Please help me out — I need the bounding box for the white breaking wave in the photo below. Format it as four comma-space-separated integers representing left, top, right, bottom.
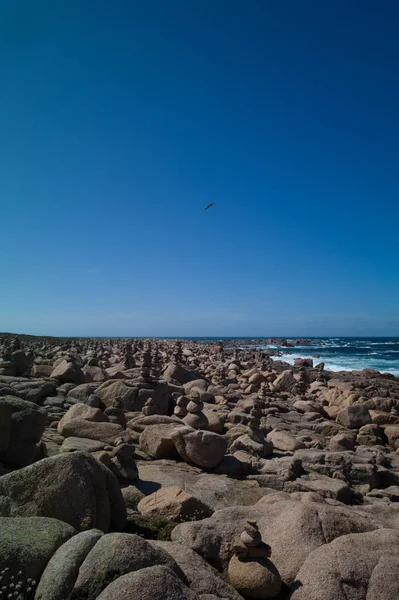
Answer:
271, 353, 399, 376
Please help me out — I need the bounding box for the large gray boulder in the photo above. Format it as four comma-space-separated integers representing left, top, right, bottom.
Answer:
273, 370, 297, 392
267, 429, 305, 452
0, 452, 127, 532
57, 403, 109, 431
137, 486, 213, 523
96, 566, 198, 600
67, 383, 100, 402
72, 533, 183, 600
96, 379, 138, 409
0, 396, 46, 468
0, 516, 76, 581
139, 423, 184, 459
35, 530, 103, 600
291, 528, 399, 599
11, 350, 33, 376
163, 362, 204, 384
82, 365, 109, 382
51, 360, 85, 384
0, 399, 12, 452
171, 427, 227, 469
336, 405, 372, 429
59, 419, 126, 445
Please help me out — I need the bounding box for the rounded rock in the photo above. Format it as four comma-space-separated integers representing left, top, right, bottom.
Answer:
227, 554, 282, 599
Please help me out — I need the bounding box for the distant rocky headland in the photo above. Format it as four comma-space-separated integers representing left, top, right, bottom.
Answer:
0, 332, 399, 599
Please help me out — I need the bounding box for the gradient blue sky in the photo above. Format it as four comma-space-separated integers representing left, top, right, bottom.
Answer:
1, 0, 398, 337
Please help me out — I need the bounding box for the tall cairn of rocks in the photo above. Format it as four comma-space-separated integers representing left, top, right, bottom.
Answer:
151, 344, 162, 379
259, 380, 268, 398
228, 520, 282, 599
174, 395, 189, 419
296, 366, 308, 397
249, 400, 264, 444
140, 344, 152, 382
316, 362, 327, 384
173, 340, 183, 365
259, 380, 274, 403
10, 337, 21, 352
104, 396, 126, 426
123, 342, 134, 370
183, 391, 208, 429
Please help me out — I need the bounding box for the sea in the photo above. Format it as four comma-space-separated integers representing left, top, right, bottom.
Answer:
255, 338, 399, 375
192, 337, 399, 376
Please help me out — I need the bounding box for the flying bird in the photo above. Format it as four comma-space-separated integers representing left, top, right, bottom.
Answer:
204, 203, 215, 210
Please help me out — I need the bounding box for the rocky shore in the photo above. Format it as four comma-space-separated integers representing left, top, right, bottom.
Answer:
1, 334, 399, 599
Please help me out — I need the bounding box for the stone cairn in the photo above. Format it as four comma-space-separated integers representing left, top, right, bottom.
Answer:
249, 400, 264, 444
218, 364, 227, 380
234, 520, 268, 556
211, 363, 227, 385
174, 395, 189, 419
151, 344, 162, 379
142, 397, 158, 416
183, 391, 208, 429
104, 397, 126, 427
316, 362, 327, 384
228, 520, 282, 599
140, 344, 152, 382
0, 341, 11, 362
111, 441, 138, 482
10, 337, 21, 352
259, 380, 274, 403
173, 341, 183, 365
262, 358, 273, 372
296, 367, 309, 396
123, 342, 134, 370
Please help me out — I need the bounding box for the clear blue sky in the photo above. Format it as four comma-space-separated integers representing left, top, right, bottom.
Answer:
1, 0, 398, 337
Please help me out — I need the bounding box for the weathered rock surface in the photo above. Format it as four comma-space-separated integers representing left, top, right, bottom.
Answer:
291, 528, 399, 599
171, 494, 379, 583
96, 566, 198, 600
35, 529, 103, 600
138, 486, 213, 522
3, 335, 399, 600
0, 452, 126, 531
73, 533, 182, 599
171, 426, 227, 469
51, 360, 85, 384
0, 395, 46, 467
137, 461, 268, 510
336, 404, 372, 429
139, 422, 184, 459
59, 419, 125, 445
154, 541, 243, 600
0, 516, 76, 580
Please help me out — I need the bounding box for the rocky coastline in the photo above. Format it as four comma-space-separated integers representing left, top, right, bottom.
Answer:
1, 333, 399, 599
